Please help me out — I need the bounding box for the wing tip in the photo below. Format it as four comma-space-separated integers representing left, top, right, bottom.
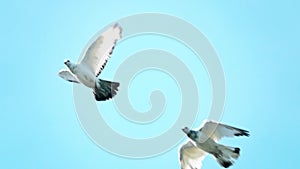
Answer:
113, 23, 122, 38
234, 130, 250, 137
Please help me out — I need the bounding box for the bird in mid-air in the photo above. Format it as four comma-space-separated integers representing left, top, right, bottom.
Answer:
179, 120, 249, 168
58, 23, 122, 101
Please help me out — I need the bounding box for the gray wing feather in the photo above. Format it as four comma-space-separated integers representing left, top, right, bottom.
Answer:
200, 121, 249, 141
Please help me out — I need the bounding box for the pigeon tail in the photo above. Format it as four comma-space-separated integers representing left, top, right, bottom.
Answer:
214, 144, 241, 168
215, 156, 233, 168
93, 79, 120, 101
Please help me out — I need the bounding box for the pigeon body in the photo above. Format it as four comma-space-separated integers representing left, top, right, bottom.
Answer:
180, 120, 249, 169
64, 61, 97, 88
59, 23, 122, 101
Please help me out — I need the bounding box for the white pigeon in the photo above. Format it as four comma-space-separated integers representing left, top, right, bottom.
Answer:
179, 120, 249, 169
58, 23, 122, 101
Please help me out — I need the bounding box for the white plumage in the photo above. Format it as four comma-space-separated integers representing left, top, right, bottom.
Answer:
58, 23, 122, 101
180, 141, 207, 169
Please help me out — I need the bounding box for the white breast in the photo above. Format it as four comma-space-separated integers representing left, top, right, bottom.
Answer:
73, 64, 97, 88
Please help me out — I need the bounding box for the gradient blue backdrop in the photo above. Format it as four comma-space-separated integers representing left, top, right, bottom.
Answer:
1, 1, 299, 169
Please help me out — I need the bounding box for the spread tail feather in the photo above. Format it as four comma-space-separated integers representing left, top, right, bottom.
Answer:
214, 145, 241, 168
93, 79, 120, 101
215, 156, 233, 168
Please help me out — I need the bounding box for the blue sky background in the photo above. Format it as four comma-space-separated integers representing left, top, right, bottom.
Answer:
1, 0, 299, 169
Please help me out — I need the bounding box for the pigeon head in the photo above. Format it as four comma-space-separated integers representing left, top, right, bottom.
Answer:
182, 127, 198, 140
64, 59, 75, 70
182, 127, 190, 134
64, 59, 71, 65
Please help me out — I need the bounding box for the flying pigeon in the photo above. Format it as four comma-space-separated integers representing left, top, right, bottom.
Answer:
58, 23, 122, 101
179, 120, 249, 168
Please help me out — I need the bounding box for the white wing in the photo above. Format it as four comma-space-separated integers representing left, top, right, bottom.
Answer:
79, 23, 122, 77
58, 69, 80, 83
199, 121, 249, 141
179, 141, 207, 169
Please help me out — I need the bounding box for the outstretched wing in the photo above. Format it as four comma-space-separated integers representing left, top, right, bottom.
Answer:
79, 23, 122, 77
179, 141, 207, 169
200, 121, 250, 141
58, 69, 80, 83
